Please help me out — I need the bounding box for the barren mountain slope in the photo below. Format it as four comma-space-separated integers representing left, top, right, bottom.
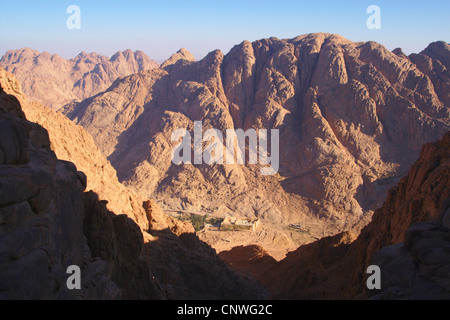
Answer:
0, 48, 159, 110
60, 34, 449, 251
0, 68, 266, 299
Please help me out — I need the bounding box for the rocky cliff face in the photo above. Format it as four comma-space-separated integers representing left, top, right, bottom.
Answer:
0, 68, 265, 299
60, 34, 449, 249
220, 131, 449, 299
0, 48, 159, 110
0, 68, 121, 299
366, 134, 450, 299
21, 95, 150, 230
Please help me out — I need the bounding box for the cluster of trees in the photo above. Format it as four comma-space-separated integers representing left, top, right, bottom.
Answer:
176, 214, 224, 232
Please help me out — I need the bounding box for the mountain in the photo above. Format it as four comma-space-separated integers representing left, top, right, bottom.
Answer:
57, 33, 449, 256
0, 67, 265, 299
1, 31, 449, 300
220, 131, 450, 299
0, 48, 159, 110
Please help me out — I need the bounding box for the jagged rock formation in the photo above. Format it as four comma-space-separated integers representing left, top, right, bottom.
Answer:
366, 137, 450, 299
0, 68, 121, 299
369, 220, 450, 299
58, 34, 448, 249
0, 68, 266, 299
220, 131, 450, 299
0, 48, 159, 110
21, 96, 150, 230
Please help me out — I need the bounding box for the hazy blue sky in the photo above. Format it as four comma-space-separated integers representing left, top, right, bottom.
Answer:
0, 0, 448, 61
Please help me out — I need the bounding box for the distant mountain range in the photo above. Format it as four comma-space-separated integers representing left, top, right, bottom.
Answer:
0, 48, 159, 110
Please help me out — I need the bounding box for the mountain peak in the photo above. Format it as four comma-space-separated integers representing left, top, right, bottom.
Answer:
420, 41, 450, 67
160, 48, 195, 69
392, 47, 408, 59
110, 50, 124, 61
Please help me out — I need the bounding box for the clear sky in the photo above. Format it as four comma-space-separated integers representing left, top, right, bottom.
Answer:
0, 0, 448, 61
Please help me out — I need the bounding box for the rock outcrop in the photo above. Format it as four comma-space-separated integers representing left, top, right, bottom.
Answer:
59, 34, 448, 251
369, 219, 450, 299
21, 96, 150, 230
0, 68, 121, 299
0, 68, 266, 299
0, 48, 159, 110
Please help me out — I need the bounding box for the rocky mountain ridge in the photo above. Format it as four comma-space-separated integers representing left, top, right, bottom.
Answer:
57, 34, 449, 254
0, 48, 159, 110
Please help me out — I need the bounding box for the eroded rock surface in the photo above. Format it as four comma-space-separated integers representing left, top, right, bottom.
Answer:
61, 34, 449, 247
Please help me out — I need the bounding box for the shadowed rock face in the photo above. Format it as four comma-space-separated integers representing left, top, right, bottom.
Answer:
220, 131, 450, 299
0, 68, 121, 299
0, 48, 159, 110
0, 68, 267, 300
61, 33, 449, 242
